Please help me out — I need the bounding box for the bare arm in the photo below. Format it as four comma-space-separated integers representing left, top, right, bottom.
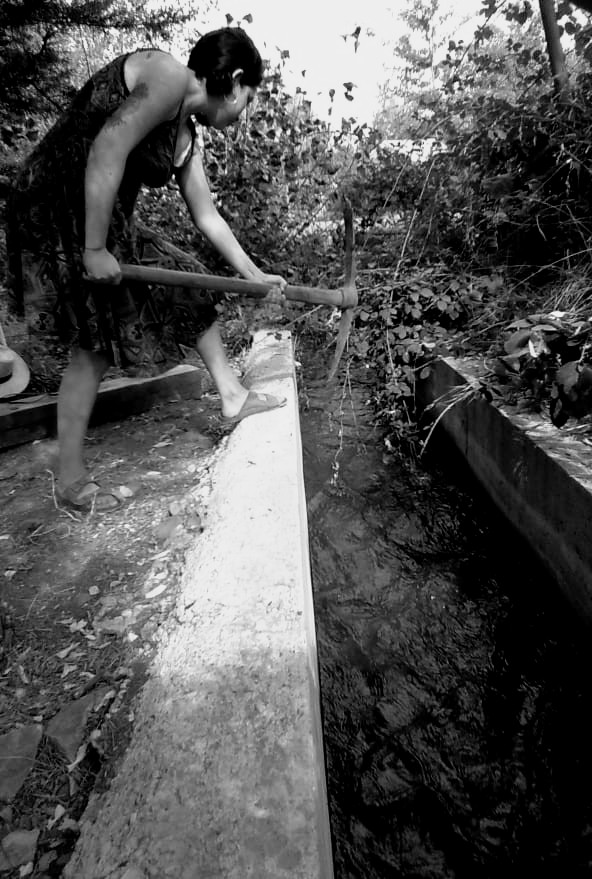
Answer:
176, 148, 285, 287
84, 52, 190, 280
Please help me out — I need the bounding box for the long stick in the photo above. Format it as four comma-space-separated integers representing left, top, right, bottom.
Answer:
327, 198, 357, 382
119, 264, 357, 308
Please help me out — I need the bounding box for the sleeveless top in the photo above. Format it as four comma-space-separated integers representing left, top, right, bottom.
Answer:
7, 51, 196, 260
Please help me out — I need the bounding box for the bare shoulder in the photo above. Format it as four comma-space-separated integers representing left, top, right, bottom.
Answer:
124, 50, 191, 97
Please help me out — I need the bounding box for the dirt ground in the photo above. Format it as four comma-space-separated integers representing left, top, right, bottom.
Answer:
0, 372, 235, 877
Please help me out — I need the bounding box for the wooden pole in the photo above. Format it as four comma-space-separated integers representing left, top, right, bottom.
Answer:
119, 264, 357, 308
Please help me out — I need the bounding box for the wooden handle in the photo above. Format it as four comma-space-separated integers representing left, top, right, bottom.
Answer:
119, 264, 357, 308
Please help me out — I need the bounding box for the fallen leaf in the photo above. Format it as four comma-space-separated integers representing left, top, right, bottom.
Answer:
46, 804, 66, 829
0, 725, 42, 800
66, 741, 88, 772
47, 686, 113, 762
0, 829, 39, 871
145, 582, 168, 600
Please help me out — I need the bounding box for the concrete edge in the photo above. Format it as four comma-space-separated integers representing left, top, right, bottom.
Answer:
64, 330, 334, 879
0, 364, 203, 451
418, 356, 592, 620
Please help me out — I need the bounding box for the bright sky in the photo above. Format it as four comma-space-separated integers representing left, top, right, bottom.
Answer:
216, 1, 483, 126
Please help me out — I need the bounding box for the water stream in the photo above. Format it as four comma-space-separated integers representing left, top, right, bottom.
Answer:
298, 346, 592, 879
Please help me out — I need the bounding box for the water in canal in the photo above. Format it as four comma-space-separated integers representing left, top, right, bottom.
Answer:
298, 345, 592, 879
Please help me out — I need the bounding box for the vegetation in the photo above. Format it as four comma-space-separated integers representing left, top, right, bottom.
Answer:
3, 0, 592, 450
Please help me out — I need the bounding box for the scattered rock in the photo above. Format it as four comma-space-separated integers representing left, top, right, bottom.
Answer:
154, 515, 183, 542
0, 725, 42, 801
46, 686, 113, 762
0, 827, 39, 872
167, 500, 183, 517
37, 851, 58, 872
186, 512, 203, 532
94, 616, 129, 636
165, 527, 192, 551
184, 428, 214, 449
139, 620, 158, 642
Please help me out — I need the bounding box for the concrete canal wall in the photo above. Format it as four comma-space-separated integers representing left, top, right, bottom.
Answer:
419, 356, 592, 621
64, 330, 334, 879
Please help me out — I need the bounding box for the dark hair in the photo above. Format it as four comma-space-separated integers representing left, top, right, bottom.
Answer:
187, 27, 263, 97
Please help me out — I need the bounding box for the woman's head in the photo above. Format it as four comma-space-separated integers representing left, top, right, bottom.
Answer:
188, 27, 263, 98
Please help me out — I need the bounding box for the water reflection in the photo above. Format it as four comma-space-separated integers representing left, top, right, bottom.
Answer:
299, 354, 592, 879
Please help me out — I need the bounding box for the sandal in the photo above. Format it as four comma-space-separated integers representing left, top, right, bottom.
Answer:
56, 477, 136, 513
221, 391, 287, 426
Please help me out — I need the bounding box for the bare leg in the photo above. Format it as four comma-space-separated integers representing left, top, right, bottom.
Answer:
195, 321, 249, 418
57, 348, 109, 491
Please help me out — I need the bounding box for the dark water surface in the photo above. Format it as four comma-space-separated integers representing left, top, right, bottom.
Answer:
298, 350, 592, 879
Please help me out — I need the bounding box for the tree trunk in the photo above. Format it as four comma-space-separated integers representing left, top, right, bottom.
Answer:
539, 0, 571, 102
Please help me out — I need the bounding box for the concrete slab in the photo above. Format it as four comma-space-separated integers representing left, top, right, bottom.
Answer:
0, 364, 203, 451
419, 356, 592, 620
64, 330, 334, 879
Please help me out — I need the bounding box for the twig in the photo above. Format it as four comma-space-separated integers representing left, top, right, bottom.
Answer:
327, 197, 356, 381
420, 383, 482, 456
47, 469, 83, 522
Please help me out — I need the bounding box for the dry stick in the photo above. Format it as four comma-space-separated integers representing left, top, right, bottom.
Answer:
47, 469, 81, 523
283, 303, 325, 330
327, 197, 356, 382
329, 358, 357, 485
420, 383, 482, 456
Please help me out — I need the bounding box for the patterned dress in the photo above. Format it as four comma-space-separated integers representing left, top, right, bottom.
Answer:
4, 52, 218, 385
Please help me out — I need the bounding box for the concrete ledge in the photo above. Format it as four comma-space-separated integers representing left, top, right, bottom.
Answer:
0, 364, 203, 451
419, 357, 592, 621
64, 331, 334, 879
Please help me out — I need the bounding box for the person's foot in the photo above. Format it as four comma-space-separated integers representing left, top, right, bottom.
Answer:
55, 476, 136, 512
221, 390, 287, 425
220, 387, 250, 420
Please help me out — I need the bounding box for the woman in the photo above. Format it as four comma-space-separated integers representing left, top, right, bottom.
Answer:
5, 27, 286, 511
